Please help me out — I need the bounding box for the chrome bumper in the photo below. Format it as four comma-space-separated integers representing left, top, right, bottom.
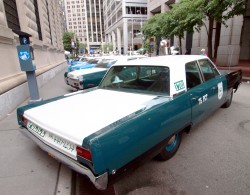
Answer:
67, 78, 83, 89
20, 127, 108, 190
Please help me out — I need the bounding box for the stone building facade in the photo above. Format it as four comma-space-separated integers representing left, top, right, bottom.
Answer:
0, 0, 66, 120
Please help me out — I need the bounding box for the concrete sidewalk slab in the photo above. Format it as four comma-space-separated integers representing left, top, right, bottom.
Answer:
0, 64, 73, 195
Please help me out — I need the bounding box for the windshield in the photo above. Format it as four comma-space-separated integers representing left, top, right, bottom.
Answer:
99, 65, 170, 95
80, 57, 89, 62
95, 59, 117, 68
87, 59, 100, 64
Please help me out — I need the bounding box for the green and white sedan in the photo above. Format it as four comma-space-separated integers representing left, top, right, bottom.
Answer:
17, 55, 241, 190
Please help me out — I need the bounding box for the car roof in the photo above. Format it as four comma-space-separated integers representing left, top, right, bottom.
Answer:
114, 55, 209, 67
102, 55, 146, 60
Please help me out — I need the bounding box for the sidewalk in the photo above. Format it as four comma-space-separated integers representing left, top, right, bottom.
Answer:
0, 66, 73, 195
216, 59, 250, 81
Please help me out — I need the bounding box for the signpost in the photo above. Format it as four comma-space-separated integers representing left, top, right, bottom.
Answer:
13, 30, 42, 103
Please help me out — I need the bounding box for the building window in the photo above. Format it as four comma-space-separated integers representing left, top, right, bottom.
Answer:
45, 0, 52, 44
3, 0, 20, 30
34, 0, 42, 40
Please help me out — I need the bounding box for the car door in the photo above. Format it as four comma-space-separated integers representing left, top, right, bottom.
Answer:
185, 61, 212, 125
198, 59, 227, 110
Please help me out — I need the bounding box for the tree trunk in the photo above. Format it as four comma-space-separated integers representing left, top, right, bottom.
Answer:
207, 16, 214, 59
156, 37, 161, 56
214, 22, 221, 59
179, 36, 182, 55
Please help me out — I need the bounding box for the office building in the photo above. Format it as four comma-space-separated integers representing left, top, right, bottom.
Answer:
64, 0, 104, 53
103, 0, 147, 55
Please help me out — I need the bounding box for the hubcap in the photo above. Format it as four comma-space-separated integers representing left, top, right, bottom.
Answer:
166, 134, 178, 152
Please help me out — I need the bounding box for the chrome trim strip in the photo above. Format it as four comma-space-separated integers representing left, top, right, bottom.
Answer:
20, 127, 108, 190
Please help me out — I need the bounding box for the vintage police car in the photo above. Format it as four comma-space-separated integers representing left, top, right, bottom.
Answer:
64, 55, 147, 90
17, 55, 241, 190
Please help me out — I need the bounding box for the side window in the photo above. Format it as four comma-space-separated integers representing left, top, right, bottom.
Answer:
198, 59, 220, 81
185, 61, 203, 89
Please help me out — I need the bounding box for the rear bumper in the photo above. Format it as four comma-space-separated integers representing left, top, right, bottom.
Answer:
19, 127, 108, 190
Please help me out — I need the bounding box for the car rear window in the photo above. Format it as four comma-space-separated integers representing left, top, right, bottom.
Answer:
100, 65, 170, 95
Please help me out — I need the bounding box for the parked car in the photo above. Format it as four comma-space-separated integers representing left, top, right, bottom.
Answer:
68, 57, 103, 72
17, 55, 242, 190
64, 55, 147, 90
170, 46, 179, 55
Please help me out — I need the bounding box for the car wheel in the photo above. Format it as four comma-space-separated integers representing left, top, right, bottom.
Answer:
156, 132, 182, 161
221, 90, 233, 108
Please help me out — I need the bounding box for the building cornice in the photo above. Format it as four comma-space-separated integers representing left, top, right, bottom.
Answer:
0, 26, 14, 45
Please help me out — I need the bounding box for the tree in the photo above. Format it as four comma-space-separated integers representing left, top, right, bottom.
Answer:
63, 32, 75, 52
143, 0, 245, 58
171, 0, 246, 58
78, 43, 87, 54
102, 43, 113, 53
142, 13, 165, 55
161, 1, 204, 54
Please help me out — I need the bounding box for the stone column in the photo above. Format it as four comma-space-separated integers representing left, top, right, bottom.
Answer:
116, 27, 121, 54
123, 19, 128, 55
111, 31, 116, 53
108, 34, 111, 43
0, 0, 7, 27
217, 15, 244, 66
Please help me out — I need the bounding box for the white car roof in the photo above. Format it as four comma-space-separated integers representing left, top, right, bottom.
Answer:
102, 55, 147, 60
114, 55, 209, 67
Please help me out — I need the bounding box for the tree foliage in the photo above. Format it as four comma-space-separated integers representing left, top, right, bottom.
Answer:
102, 43, 113, 53
63, 32, 75, 52
78, 43, 87, 53
142, 0, 246, 57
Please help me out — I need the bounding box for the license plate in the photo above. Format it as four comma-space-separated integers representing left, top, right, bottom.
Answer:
27, 121, 77, 159
27, 122, 46, 138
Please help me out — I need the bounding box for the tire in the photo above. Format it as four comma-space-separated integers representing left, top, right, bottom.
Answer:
156, 132, 182, 161
221, 90, 233, 108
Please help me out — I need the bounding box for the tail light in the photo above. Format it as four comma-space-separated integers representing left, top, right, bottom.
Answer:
76, 146, 92, 162
21, 116, 28, 126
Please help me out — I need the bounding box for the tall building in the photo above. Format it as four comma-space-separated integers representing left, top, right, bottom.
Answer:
147, 0, 250, 66
0, 0, 66, 120
103, 0, 147, 55
64, 0, 104, 53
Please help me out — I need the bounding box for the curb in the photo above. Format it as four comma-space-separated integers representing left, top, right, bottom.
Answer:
55, 164, 72, 195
